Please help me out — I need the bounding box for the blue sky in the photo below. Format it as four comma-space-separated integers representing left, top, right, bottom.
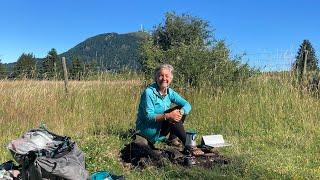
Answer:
0, 0, 319, 70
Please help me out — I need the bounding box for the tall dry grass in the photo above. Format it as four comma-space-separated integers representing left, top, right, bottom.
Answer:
0, 74, 319, 179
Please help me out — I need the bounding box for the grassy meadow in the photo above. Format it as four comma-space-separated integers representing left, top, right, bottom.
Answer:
0, 74, 319, 179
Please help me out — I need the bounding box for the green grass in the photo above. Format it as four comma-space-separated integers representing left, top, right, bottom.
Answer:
0, 74, 319, 179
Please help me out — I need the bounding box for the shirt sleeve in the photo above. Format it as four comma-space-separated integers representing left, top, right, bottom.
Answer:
142, 89, 157, 122
170, 89, 192, 115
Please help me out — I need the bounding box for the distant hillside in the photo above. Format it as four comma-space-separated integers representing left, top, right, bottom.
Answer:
60, 31, 148, 71
4, 31, 148, 72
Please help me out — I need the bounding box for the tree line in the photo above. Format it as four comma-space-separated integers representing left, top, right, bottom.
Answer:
0, 48, 99, 80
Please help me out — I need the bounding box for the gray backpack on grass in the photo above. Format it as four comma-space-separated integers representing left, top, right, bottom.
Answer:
7, 128, 90, 180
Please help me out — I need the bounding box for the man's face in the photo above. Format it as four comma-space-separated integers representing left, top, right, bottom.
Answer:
156, 68, 173, 89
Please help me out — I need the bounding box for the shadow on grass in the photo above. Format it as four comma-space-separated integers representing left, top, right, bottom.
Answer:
161, 154, 292, 179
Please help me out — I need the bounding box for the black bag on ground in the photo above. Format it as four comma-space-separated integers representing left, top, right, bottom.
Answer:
7, 128, 90, 180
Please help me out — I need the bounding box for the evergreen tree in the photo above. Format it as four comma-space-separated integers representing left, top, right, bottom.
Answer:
0, 59, 7, 79
13, 53, 37, 79
42, 48, 62, 79
84, 59, 98, 77
70, 56, 84, 80
292, 40, 318, 76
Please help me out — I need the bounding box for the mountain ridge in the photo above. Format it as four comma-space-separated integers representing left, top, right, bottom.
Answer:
4, 31, 149, 71
60, 31, 148, 70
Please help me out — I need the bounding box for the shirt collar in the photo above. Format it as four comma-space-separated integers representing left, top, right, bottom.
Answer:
150, 82, 170, 98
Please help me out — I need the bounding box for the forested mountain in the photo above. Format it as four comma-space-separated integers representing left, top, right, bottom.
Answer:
4, 31, 148, 73
60, 31, 148, 71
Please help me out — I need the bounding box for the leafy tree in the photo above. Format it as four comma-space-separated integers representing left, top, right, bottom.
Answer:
42, 48, 62, 79
13, 53, 37, 79
152, 12, 212, 51
292, 40, 318, 77
140, 12, 253, 88
0, 59, 7, 79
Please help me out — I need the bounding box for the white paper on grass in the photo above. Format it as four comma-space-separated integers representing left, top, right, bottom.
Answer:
201, 134, 231, 147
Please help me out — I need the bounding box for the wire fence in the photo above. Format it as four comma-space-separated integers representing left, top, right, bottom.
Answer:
240, 45, 320, 72
239, 50, 297, 72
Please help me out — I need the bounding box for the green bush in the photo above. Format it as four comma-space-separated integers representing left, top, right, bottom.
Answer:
139, 12, 255, 88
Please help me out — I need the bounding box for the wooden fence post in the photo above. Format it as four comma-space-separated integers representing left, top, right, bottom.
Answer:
62, 57, 69, 95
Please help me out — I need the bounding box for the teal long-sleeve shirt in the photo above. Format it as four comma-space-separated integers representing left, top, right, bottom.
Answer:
135, 83, 192, 144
